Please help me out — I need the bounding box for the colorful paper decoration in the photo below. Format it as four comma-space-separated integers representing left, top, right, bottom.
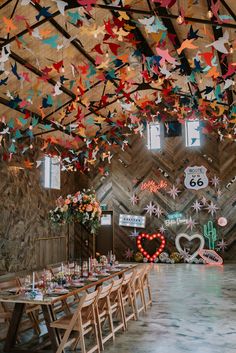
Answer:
198, 249, 223, 265
136, 233, 166, 262
175, 233, 205, 263
140, 180, 167, 193
203, 221, 217, 249
184, 166, 208, 190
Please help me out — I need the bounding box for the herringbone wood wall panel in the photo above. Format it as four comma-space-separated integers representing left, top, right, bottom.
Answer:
84, 134, 236, 261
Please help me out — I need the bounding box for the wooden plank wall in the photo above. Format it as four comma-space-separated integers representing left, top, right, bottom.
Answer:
83, 133, 236, 261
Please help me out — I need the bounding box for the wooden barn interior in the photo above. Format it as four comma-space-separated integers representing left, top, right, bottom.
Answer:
0, 0, 235, 353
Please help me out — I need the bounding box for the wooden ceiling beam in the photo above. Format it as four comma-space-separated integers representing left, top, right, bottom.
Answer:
0, 96, 76, 138
220, 0, 236, 22
207, 0, 234, 106
66, 2, 236, 29
0, 0, 13, 10
9, 51, 109, 121
0, 11, 61, 50
32, 2, 142, 112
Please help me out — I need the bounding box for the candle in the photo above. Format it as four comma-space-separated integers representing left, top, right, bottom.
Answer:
88, 257, 91, 273
32, 272, 35, 292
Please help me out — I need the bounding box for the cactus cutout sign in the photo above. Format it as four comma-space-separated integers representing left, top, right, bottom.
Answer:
203, 221, 217, 249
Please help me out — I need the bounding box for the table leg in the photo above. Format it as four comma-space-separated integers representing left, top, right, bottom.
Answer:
4, 303, 25, 352
41, 305, 61, 353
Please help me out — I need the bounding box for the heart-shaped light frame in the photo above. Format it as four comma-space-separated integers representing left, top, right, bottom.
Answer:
175, 233, 205, 262
136, 233, 166, 262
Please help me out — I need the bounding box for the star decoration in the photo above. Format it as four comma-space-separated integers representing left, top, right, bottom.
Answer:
216, 189, 223, 198
144, 201, 157, 216
191, 200, 202, 213
179, 248, 191, 262
154, 205, 163, 218
216, 239, 228, 252
124, 248, 134, 260
210, 175, 220, 188
129, 229, 139, 238
186, 216, 198, 231
129, 193, 139, 206
205, 201, 219, 217
167, 185, 181, 200
159, 225, 166, 234
201, 196, 208, 205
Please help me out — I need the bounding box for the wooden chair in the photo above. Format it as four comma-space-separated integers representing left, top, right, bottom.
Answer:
141, 265, 152, 311
95, 283, 114, 350
121, 271, 136, 328
131, 267, 146, 319
50, 290, 100, 353
108, 278, 126, 335
0, 278, 41, 338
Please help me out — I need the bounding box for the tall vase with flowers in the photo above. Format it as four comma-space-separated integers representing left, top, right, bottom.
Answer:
49, 189, 102, 234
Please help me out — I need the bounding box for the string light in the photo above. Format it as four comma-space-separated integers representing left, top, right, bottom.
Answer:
30, 144, 33, 149
207, 10, 213, 19
136, 233, 166, 262
176, 15, 184, 24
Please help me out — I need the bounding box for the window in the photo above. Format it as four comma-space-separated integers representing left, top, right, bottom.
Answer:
185, 120, 201, 147
147, 122, 161, 150
43, 156, 61, 189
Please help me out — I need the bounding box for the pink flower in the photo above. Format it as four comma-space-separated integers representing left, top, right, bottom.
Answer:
65, 199, 71, 205
56, 196, 64, 207
86, 204, 93, 212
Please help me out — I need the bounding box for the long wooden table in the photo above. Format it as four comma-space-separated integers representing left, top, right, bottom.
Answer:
0, 264, 137, 353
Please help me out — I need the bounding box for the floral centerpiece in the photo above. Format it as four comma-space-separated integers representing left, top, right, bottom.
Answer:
49, 189, 102, 234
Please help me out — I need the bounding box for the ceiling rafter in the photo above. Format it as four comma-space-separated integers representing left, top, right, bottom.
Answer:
66, 2, 236, 29
0, 2, 235, 52
220, 0, 236, 21
31, 2, 142, 112
9, 51, 110, 122
206, 0, 234, 106
0, 11, 61, 50
0, 0, 13, 10
0, 96, 76, 138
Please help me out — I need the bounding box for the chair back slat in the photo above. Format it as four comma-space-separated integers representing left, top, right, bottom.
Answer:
98, 283, 113, 300
0, 278, 20, 291
122, 272, 133, 285
81, 290, 98, 308
111, 277, 123, 292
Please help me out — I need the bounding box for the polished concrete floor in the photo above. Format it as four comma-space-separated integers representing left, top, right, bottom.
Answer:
1, 264, 236, 353
104, 264, 236, 353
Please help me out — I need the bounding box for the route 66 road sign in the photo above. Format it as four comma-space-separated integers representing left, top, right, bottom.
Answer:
184, 166, 208, 190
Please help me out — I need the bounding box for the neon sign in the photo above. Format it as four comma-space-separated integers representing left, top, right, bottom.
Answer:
140, 180, 167, 193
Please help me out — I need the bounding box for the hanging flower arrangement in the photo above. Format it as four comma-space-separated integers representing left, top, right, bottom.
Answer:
49, 189, 102, 234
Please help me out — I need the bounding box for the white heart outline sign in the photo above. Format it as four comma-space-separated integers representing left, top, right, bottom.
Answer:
175, 233, 205, 262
